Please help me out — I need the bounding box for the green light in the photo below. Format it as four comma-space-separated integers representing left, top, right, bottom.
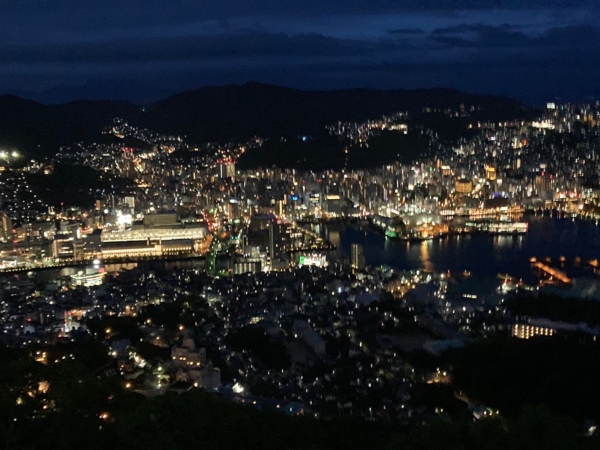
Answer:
299, 256, 305, 265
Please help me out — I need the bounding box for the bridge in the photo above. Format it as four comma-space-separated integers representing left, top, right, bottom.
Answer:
530, 258, 572, 285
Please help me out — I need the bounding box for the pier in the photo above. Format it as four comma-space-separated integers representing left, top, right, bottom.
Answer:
530, 258, 572, 285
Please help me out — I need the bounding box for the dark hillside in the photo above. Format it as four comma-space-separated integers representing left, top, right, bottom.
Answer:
1, 83, 530, 160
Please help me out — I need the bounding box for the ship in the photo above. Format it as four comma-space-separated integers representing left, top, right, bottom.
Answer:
463, 219, 528, 235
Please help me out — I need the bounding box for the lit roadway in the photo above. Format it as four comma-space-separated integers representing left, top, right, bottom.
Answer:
0, 253, 209, 275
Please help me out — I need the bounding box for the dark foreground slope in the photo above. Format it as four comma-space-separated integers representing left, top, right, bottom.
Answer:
0, 344, 594, 450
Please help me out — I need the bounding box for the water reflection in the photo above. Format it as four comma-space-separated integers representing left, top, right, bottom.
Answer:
328, 230, 340, 248
419, 240, 434, 272
331, 217, 600, 280
492, 235, 523, 250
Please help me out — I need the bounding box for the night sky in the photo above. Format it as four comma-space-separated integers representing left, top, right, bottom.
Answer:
1, 0, 599, 104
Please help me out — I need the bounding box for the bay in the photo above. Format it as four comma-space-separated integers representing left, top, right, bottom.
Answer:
321, 217, 600, 283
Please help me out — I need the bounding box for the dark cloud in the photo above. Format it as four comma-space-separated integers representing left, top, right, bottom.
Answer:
1, 1, 597, 36
0, 1, 599, 103
2, 23, 595, 68
0, 33, 384, 64
387, 29, 426, 35
428, 24, 600, 64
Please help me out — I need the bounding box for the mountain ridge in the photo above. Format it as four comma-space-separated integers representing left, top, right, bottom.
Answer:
0, 82, 530, 159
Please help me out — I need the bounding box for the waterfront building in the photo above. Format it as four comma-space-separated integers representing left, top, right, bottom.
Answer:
101, 239, 193, 259
101, 213, 208, 244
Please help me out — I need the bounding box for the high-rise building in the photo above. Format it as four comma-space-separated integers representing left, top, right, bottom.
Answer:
269, 220, 275, 261
1, 213, 12, 242
276, 200, 285, 217
217, 158, 236, 180
535, 174, 552, 200
247, 213, 288, 262
226, 201, 241, 220
73, 240, 85, 262
351, 243, 365, 271
124, 196, 136, 211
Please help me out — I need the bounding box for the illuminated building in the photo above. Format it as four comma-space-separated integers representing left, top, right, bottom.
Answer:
73, 240, 85, 262
402, 214, 448, 239
0, 254, 23, 269
455, 178, 473, 194
1, 213, 12, 242
217, 158, 236, 180
233, 259, 262, 274
102, 214, 207, 243
512, 323, 555, 339
463, 220, 528, 234
276, 199, 285, 217
143, 212, 178, 227
299, 254, 328, 268
247, 214, 288, 261
387, 123, 408, 133
70, 269, 105, 287
124, 196, 136, 211
102, 224, 207, 242
225, 201, 241, 220
323, 195, 357, 217
171, 338, 221, 389
513, 157, 522, 170
309, 193, 321, 206
485, 166, 497, 181
531, 120, 555, 129
52, 235, 75, 259
370, 215, 406, 238
101, 239, 194, 259
351, 243, 365, 270
535, 174, 551, 199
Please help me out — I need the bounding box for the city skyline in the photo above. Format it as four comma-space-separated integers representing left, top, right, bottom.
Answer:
2, 3, 600, 448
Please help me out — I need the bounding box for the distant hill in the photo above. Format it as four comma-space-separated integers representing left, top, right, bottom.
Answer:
0, 95, 141, 158
144, 83, 529, 142
237, 131, 432, 171
0, 82, 530, 159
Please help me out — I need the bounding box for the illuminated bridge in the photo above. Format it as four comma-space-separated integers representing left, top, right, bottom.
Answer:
530, 258, 572, 285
